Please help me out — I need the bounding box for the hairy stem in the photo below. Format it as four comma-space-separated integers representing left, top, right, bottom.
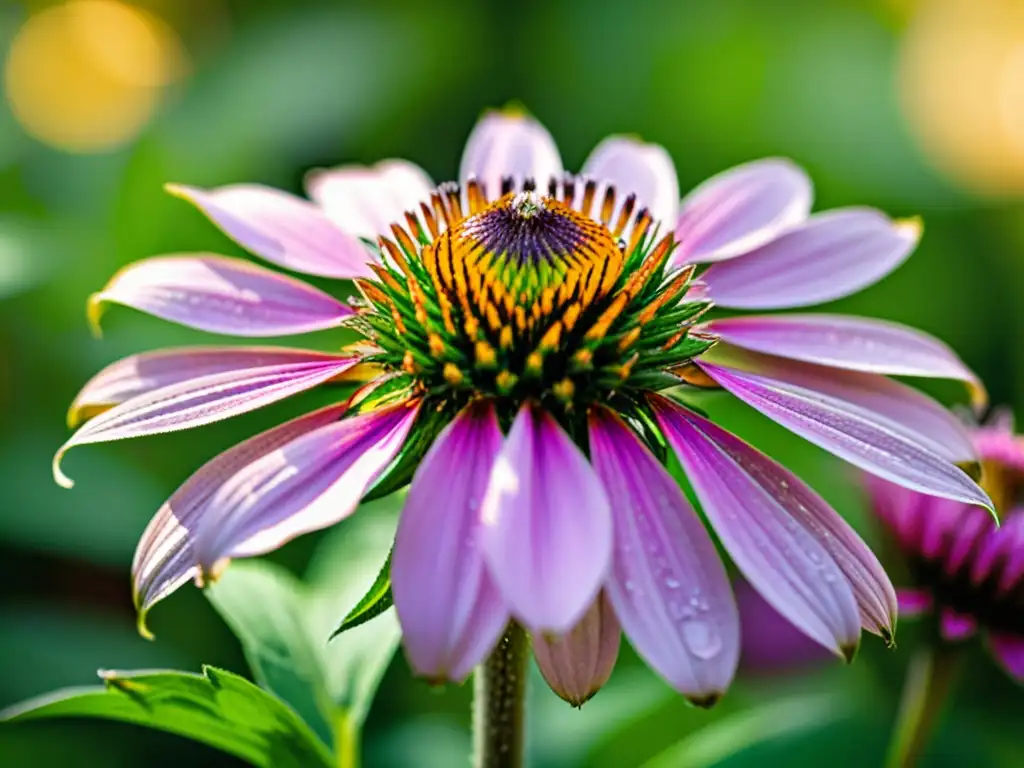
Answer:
473, 623, 529, 768
885, 643, 962, 768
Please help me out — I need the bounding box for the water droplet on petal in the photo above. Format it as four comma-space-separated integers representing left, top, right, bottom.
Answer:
682, 620, 722, 660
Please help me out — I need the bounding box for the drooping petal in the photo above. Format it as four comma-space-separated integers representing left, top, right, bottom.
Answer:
701, 209, 921, 309
735, 578, 834, 674
650, 395, 863, 659
588, 407, 739, 701
193, 400, 419, 570
305, 160, 435, 241
480, 404, 611, 634
54, 353, 358, 488
896, 589, 934, 618
580, 137, 680, 229
939, 609, 976, 641
459, 109, 563, 198
702, 348, 977, 465
700, 362, 991, 509
167, 184, 372, 279
706, 314, 986, 408
533, 592, 621, 707
672, 158, 812, 265
132, 403, 348, 636
990, 633, 1024, 680
88, 255, 354, 337
68, 346, 353, 428
392, 401, 509, 682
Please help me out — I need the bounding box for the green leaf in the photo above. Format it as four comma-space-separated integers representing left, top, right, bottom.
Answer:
330, 548, 393, 638
1, 667, 332, 768
306, 495, 404, 724
206, 563, 334, 748
206, 493, 404, 757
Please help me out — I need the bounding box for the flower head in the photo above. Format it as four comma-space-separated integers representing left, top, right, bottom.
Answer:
867, 411, 1024, 680
56, 107, 992, 705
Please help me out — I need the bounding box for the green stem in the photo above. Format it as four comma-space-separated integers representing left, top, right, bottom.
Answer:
334, 710, 359, 768
473, 623, 529, 768
885, 643, 962, 768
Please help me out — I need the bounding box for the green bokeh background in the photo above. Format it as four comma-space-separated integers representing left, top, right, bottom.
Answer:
1, 0, 1023, 765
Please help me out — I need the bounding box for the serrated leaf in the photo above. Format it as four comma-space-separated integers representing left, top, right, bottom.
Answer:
0, 667, 332, 768
330, 548, 393, 638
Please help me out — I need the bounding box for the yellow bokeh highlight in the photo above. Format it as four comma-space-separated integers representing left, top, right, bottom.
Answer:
899, 0, 1024, 196
4, 0, 187, 153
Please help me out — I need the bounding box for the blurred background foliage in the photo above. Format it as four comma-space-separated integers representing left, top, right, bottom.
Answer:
1, 0, 1023, 765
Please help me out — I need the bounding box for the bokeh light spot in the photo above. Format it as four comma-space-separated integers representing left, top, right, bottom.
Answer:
3, 0, 187, 153
899, 0, 1024, 196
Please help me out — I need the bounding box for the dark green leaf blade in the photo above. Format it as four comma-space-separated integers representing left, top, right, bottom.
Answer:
329, 548, 393, 639
1, 667, 332, 768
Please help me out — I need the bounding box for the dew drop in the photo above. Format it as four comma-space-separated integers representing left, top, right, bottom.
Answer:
665, 577, 681, 589
682, 620, 722, 660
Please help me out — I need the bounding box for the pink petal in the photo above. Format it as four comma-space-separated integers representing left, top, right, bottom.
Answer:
480, 404, 611, 634
896, 589, 934, 617
392, 401, 509, 682
68, 346, 351, 428
533, 592, 621, 707
305, 159, 435, 241
701, 209, 920, 309
193, 400, 419, 570
990, 633, 1024, 681
650, 395, 863, 659
970, 512, 1024, 588
735, 578, 834, 674
580, 137, 680, 228
167, 184, 372, 279
703, 348, 977, 464
672, 158, 812, 265
946, 506, 994, 574
589, 408, 739, 701
669, 393, 897, 640
459, 110, 563, 199
700, 361, 991, 509
54, 352, 358, 488
996, 513, 1024, 593
706, 314, 985, 408
131, 403, 348, 636
89, 255, 353, 337
940, 609, 977, 641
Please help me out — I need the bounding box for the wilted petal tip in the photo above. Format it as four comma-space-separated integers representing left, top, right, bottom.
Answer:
85, 293, 105, 338
893, 215, 923, 242
687, 692, 723, 710
840, 640, 860, 664
52, 446, 74, 489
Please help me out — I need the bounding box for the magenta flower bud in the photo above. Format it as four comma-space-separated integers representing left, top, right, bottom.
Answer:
533, 592, 621, 707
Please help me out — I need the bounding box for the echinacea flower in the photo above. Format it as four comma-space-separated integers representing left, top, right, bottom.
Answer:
867, 411, 1024, 680
55, 107, 992, 706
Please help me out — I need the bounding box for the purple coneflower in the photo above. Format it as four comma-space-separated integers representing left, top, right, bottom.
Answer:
55, 108, 991, 708
867, 411, 1024, 680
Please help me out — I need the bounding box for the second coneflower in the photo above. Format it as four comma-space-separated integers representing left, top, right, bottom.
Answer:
55, 108, 992, 708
